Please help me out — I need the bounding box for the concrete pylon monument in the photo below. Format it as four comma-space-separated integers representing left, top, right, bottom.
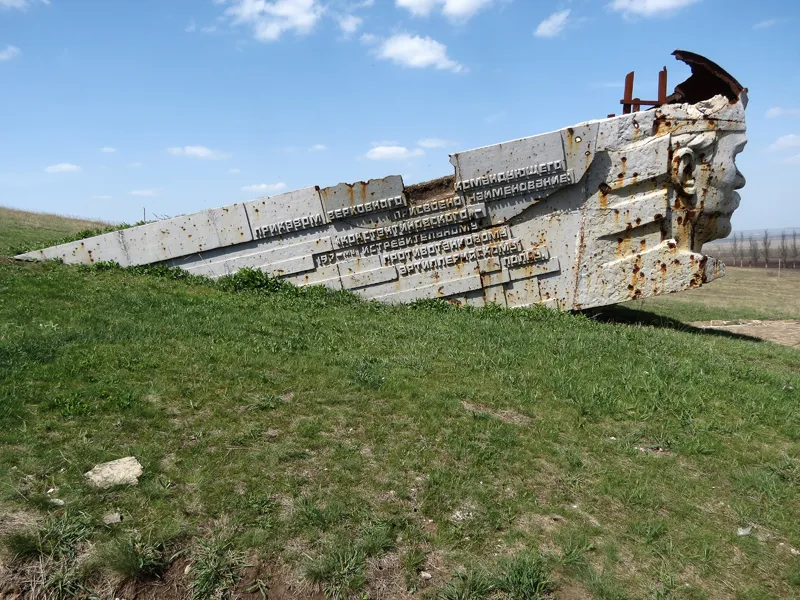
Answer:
18, 51, 747, 310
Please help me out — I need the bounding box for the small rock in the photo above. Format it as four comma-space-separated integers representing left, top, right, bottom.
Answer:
49, 498, 65, 507
420, 571, 432, 580
84, 457, 143, 489
737, 525, 753, 537
266, 428, 280, 439
103, 512, 123, 525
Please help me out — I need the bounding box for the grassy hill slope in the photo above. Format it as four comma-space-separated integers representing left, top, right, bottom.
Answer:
1, 210, 798, 599
0, 206, 110, 257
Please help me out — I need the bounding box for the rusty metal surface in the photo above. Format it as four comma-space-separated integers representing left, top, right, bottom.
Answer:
16, 50, 748, 311
671, 49, 745, 104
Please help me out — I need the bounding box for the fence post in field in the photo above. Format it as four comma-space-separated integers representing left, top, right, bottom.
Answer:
792, 230, 798, 268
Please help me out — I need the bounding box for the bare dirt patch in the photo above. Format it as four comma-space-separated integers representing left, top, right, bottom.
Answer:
516, 512, 567, 536
635, 445, 673, 457
690, 319, 800, 348
364, 552, 415, 600
461, 401, 533, 425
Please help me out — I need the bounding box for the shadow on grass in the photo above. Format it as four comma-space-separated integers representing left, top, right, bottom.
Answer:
582, 304, 764, 344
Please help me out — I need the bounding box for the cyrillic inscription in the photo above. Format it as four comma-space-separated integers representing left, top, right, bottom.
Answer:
360, 223, 481, 256
326, 196, 405, 221
255, 214, 325, 239
314, 248, 359, 267
383, 228, 511, 266
462, 172, 574, 203
455, 161, 566, 191
502, 249, 548, 268
392, 196, 466, 220
333, 205, 486, 249
397, 240, 523, 276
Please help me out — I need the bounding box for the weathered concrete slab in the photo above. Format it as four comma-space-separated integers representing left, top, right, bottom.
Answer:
17, 51, 748, 311
22, 230, 130, 266
244, 187, 328, 240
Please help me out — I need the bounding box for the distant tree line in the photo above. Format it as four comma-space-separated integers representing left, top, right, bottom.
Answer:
727, 230, 799, 268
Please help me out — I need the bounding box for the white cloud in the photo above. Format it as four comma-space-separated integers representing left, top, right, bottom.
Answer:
417, 138, 453, 148
441, 0, 492, 21
376, 34, 464, 73
242, 182, 287, 193
535, 9, 570, 37
609, 0, 700, 17
396, 0, 437, 16
167, 145, 230, 160
224, 0, 324, 42
766, 107, 800, 119
754, 18, 779, 29
0, 45, 21, 61
784, 154, 800, 165
44, 163, 81, 173
100, 146, 116, 153
0, 0, 49, 9
92, 195, 113, 200
337, 14, 362, 35
130, 189, 162, 197
360, 32, 378, 44
228, 168, 241, 174
127, 162, 144, 168
365, 145, 424, 160
185, 19, 197, 32
395, 0, 492, 21
769, 135, 800, 152
309, 144, 327, 151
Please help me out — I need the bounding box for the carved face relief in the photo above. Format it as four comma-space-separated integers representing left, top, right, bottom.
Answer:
666, 95, 747, 250
696, 130, 747, 243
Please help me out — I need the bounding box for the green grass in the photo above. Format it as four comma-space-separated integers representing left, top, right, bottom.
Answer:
621, 266, 800, 322
0, 205, 112, 256
190, 537, 248, 599
1, 210, 799, 599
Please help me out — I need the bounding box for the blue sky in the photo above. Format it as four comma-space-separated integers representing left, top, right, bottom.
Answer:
0, 0, 797, 231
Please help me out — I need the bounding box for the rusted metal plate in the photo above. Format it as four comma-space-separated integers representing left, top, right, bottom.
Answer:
17, 51, 748, 311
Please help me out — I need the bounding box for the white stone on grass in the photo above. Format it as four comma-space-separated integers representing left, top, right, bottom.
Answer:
102, 512, 123, 525
84, 457, 143, 489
